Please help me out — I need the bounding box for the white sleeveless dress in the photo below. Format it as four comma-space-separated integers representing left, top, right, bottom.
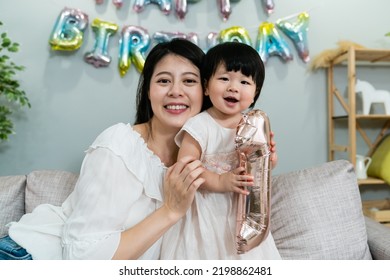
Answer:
161, 111, 281, 260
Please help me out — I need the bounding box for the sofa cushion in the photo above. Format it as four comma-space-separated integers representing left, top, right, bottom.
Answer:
25, 170, 78, 213
270, 160, 372, 259
0, 175, 26, 237
367, 134, 390, 184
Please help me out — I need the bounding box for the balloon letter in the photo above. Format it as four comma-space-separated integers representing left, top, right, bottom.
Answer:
175, 0, 202, 20
218, 0, 241, 21
84, 18, 118, 68
133, 0, 172, 15
113, 0, 124, 8
153, 31, 199, 45
49, 7, 89, 51
205, 32, 220, 52
276, 12, 310, 63
256, 22, 293, 63
118, 26, 151, 76
261, 0, 274, 15
219, 26, 252, 46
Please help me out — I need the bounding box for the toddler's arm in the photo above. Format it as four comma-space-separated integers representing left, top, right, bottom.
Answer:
178, 132, 253, 195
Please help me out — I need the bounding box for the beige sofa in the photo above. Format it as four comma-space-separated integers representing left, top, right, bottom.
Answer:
1, 160, 390, 259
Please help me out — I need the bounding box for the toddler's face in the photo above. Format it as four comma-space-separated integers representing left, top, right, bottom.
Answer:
205, 63, 256, 117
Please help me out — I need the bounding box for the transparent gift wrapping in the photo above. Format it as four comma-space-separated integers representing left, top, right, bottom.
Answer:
235, 109, 272, 254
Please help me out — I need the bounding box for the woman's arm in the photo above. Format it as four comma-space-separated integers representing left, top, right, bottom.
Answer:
113, 156, 205, 259
62, 148, 204, 260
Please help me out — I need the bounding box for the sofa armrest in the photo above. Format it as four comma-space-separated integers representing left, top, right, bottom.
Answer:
365, 216, 390, 260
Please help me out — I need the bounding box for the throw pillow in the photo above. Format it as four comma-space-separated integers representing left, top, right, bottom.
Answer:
25, 170, 78, 213
270, 160, 372, 260
367, 134, 390, 184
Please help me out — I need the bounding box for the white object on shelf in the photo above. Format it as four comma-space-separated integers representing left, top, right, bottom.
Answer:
355, 154, 372, 179
355, 79, 390, 115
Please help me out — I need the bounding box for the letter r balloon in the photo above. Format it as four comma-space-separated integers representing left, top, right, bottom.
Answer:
118, 26, 151, 77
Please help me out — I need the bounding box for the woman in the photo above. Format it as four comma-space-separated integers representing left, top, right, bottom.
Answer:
1, 39, 206, 260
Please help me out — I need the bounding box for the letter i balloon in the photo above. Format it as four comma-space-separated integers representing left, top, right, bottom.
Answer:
84, 19, 118, 68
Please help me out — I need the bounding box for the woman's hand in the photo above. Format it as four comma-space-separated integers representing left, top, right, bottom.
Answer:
270, 131, 278, 169
163, 156, 205, 221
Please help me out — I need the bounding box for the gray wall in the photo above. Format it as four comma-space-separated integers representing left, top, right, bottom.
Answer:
1, 0, 390, 193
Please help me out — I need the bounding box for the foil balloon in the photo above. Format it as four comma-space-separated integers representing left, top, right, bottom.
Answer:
133, 0, 172, 15
153, 31, 199, 45
276, 12, 310, 63
235, 109, 272, 254
84, 18, 118, 68
205, 32, 220, 52
261, 0, 274, 15
48, 7, 89, 51
218, 0, 241, 21
256, 22, 293, 63
219, 26, 252, 46
175, 0, 202, 20
118, 25, 151, 76
113, 0, 124, 8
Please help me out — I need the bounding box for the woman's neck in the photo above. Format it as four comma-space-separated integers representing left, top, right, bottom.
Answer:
136, 120, 179, 167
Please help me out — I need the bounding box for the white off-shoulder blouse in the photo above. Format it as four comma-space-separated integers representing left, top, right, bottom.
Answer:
8, 123, 166, 260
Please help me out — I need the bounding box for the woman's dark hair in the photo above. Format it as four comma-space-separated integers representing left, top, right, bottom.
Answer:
134, 39, 205, 124
202, 42, 265, 109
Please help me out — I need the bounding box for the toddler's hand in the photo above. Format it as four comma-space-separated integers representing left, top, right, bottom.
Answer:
218, 167, 254, 195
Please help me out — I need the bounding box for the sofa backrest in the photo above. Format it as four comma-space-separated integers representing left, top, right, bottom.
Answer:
0, 170, 78, 238
270, 159, 372, 260
25, 170, 78, 213
0, 175, 26, 237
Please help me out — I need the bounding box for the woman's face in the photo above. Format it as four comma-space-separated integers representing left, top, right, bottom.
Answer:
149, 54, 203, 130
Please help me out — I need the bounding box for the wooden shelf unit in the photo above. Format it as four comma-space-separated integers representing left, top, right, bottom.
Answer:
358, 177, 385, 185
326, 46, 390, 185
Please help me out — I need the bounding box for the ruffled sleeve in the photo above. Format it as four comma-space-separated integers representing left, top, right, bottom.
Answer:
61, 123, 165, 259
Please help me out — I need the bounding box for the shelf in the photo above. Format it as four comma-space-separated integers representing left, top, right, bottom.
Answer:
326, 46, 389, 187
333, 115, 390, 120
358, 177, 386, 185
332, 49, 390, 65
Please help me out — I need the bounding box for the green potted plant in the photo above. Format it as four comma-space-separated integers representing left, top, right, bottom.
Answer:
0, 21, 30, 141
